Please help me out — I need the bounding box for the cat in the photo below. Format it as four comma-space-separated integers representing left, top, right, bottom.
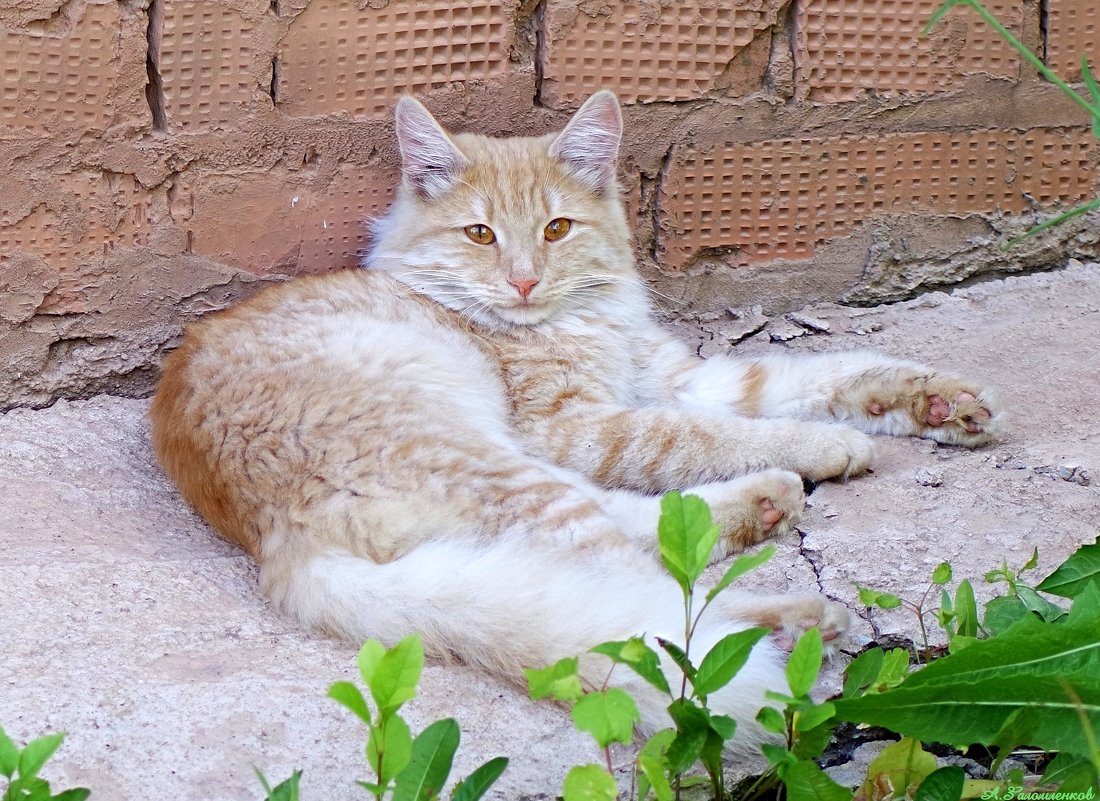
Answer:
150, 90, 1005, 748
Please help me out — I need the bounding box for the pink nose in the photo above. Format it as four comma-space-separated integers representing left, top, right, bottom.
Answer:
508, 277, 539, 300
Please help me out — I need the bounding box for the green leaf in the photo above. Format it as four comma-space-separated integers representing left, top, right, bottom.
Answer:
51, 790, 92, 801
1015, 585, 1067, 623
328, 681, 372, 726
524, 657, 583, 702
877, 648, 911, 689
1021, 547, 1040, 574
777, 758, 852, 801
842, 648, 885, 698
1069, 580, 1100, 623
570, 689, 639, 748
392, 718, 460, 801
0, 724, 18, 778
953, 580, 977, 639
932, 562, 953, 585
793, 720, 836, 761
756, 706, 787, 734
1011, 198, 1100, 244
983, 595, 1029, 636
369, 635, 424, 715
1082, 58, 1100, 138
1041, 752, 1099, 793
450, 757, 508, 801
922, 0, 964, 35
665, 727, 707, 775
657, 491, 720, 593
1038, 536, 1100, 599
368, 714, 413, 786
694, 627, 769, 696
257, 769, 302, 801
794, 701, 835, 733
987, 708, 1036, 777
358, 639, 387, 687
656, 639, 696, 687
857, 585, 903, 610
833, 600, 1100, 756
705, 545, 776, 603
861, 737, 937, 799
561, 764, 617, 801
18, 733, 65, 780
591, 638, 671, 696
787, 627, 824, 698
637, 754, 673, 801
915, 765, 965, 801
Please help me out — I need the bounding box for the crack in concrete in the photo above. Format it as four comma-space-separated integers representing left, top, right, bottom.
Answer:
796, 523, 880, 638
144, 0, 167, 132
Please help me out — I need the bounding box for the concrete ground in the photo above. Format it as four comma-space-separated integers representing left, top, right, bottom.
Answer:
2, 261, 1098, 800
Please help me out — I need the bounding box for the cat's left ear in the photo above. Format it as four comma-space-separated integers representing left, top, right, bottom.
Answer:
548, 90, 622, 192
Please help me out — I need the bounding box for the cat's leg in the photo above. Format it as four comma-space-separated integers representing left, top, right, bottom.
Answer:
262, 528, 788, 748
599, 468, 807, 559
517, 402, 873, 494
678, 350, 1005, 447
716, 590, 851, 651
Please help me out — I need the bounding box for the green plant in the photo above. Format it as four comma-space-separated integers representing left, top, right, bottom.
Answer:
526, 491, 778, 801
0, 725, 89, 801
261, 634, 508, 801
925, 0, 1100, 241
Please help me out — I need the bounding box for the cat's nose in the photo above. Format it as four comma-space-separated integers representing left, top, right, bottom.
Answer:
508, 277, 539, 300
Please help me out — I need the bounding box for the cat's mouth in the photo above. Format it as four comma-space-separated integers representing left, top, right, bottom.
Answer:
492, 300, 554, 326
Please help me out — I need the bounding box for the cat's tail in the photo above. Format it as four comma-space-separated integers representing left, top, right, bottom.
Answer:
260, 535, 785, 749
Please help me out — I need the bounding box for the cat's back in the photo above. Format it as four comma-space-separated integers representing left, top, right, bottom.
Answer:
150, 268, 508, 554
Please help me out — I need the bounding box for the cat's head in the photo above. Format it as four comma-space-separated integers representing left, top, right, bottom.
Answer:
366, 91, 641, 329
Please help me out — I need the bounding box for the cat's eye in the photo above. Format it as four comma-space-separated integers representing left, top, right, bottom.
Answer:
544, 218, 572, 242
464, 224, 496, 245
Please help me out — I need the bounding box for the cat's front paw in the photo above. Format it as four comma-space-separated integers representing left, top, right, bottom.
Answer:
907, 375, 1005, 447
798, 423, 875, 482
695, 469, 806, 560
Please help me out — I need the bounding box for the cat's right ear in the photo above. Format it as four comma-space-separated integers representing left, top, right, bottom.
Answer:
394, 97, 470, 199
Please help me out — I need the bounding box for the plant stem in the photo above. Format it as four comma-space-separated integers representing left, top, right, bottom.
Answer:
961, 0, 1099, 122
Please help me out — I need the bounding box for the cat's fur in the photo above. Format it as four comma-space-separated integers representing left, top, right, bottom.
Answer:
150, 91, 1004, 746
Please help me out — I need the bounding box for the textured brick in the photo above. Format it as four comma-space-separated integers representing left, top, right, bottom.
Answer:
797, 0, 1023, 101
540, 1, 785, 108
184, 167, 396, 275
658, 129, 1097, 268
159, 1, 272, 130
0, 2, 146, 136
1046, 0, 1098, 80
300, 167, 398, 271
0, 172, 156, 314
277, 0, 510, 118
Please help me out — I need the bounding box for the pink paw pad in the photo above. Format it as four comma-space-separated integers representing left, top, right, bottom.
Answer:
760, 498, 784, 532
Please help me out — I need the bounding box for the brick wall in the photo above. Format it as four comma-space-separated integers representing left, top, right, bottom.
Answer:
1, 0, 1097, 407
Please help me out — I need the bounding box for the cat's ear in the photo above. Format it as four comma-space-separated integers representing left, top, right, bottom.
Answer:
548, 90, 622, 192
395, 97, 471, 199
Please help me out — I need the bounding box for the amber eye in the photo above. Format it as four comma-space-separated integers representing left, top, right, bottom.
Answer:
464, 224, 496, 245
544, 218, 572, 242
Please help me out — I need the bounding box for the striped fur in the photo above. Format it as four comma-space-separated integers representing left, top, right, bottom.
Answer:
150, 92, 1003, 745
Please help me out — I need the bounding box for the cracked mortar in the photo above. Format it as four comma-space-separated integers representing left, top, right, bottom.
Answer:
3, 260, 1097, 798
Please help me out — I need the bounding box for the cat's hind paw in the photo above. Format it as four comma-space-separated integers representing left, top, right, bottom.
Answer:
721, 593, 850, 652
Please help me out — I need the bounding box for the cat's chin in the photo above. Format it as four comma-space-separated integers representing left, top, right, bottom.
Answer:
490, 303, 556, 327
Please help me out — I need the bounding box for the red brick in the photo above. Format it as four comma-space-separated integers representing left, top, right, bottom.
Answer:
540, 0, 785, 109
0, 172, 157, 314
159, 1, 274, 130
184, 167, 396, 275
0, 2, 148, 136
1046, 0, 1099, 80
658, 129, 1098, 269
797, 0, 1023, 102
277, 0, 511, 119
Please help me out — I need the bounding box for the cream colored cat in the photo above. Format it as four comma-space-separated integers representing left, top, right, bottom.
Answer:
150, 91, 1004, 747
